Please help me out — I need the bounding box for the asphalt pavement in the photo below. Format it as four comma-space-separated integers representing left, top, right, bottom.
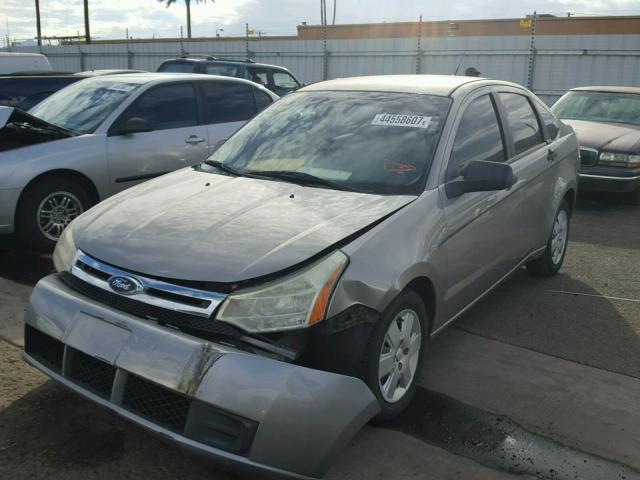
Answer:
1, 192, 638, 479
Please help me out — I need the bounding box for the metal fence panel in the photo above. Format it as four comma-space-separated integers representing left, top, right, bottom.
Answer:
4, 34, 640, 103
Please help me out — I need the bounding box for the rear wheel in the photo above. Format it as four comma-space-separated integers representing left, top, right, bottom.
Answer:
526, 200, 570, 277
362, 289, 428, 422
17, 178, 91, 252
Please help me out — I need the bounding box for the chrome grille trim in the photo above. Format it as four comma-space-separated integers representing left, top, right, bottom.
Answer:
71, 250, 226, 318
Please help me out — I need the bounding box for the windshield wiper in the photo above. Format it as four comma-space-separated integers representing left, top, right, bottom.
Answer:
246, 170, 361, 192
203, 159, 245, 177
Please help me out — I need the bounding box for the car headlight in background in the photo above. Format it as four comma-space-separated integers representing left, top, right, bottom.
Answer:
599, 152, 640, 168
216, 250, 348, 333
52, 224, 77, 272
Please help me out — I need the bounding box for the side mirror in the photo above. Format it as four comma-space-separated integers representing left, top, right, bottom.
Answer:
113, 117, 152, 136
445, 160, 514, 199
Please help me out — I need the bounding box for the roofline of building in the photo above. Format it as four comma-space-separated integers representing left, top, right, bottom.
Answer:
60, 15, 640, 45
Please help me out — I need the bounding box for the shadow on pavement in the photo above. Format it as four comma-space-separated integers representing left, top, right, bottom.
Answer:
0, 377, 238, 480
455, 267, 640, 379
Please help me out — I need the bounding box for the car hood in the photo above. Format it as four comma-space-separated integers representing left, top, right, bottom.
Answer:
74, 168, 416, 283
562, 119, 640, 152
0, 106, 77, 152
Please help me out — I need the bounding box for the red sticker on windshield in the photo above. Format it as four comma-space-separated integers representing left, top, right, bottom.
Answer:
384, 160, 417, 174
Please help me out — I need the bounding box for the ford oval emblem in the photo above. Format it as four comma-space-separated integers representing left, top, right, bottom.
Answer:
108, 275, 143, 295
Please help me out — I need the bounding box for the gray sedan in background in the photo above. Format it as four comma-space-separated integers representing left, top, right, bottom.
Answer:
25, 75, 578, 479
0, 73, 277, 250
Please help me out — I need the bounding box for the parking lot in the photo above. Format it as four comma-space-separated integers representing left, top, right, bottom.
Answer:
1, 191, 638, 480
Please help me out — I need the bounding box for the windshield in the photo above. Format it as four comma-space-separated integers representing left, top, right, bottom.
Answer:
204, 91, 450, 195
28, 79, 141, 134
551, 91, 640, 126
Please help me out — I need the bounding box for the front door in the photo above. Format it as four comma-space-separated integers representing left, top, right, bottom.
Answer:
439, 92, 525, 324
106, 82, 208, 193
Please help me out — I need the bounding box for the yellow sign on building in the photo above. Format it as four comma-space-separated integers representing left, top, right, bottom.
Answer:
520, 19, 532, 28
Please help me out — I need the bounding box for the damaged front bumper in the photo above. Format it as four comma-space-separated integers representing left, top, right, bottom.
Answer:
23, 274, 380, 479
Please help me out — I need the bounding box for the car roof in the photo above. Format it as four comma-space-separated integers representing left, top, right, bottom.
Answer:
77, 72, 254, 84
163, 57, 291, 71
570, 85, 640, 95
74, 72, 278, 98
300, 75, 522, 97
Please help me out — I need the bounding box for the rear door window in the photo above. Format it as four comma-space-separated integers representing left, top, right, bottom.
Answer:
116, 83, 198, 131
247, 68, 270, 88
534, 99, 560, 140
205, 64, 241, 77
498, 93, 544, 156
446, 94, 506, 182
200, 81, 257, 123
157, 61, 196, 73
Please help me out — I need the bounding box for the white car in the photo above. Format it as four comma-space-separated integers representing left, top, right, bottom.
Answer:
0, 52, 52, 74
0, 73, 277, 250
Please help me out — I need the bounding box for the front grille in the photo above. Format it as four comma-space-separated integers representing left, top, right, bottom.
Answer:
122, 374, 192, 433
67, 348, 117, 398
24, 324, 64, 372
25, 324, 258, 457
60, 272, 242, 339
580, 148, 598, 167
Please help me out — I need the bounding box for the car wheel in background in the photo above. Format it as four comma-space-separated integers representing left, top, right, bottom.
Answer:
363, 289, 428, 423
17, 177, 91, 252
526, 200, 571, 277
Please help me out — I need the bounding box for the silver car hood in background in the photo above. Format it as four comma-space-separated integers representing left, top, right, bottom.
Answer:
74, 168, 416, 283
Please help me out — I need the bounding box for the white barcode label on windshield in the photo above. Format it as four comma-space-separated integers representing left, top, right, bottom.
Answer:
371, 114, 431, 129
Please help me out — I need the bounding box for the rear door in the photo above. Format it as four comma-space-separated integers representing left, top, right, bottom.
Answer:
106, 82, 208, 193
494, 90, 556, 254
440, 90, 524, 322
197, 81, 267, 154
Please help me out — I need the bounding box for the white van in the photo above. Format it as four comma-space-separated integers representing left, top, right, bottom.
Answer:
0, 52, 52, 74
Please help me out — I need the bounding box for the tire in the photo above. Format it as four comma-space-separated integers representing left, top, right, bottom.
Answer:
17, 177, 91, 252
362, 289, 429, 423
526, 200, 571, 277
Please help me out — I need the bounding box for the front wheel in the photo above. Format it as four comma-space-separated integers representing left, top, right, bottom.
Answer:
363, 290, 428, 422
526, 200, 570, 277
17, 178, 91, 252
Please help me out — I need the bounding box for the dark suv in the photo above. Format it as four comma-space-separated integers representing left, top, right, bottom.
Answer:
157, 57, 302, 96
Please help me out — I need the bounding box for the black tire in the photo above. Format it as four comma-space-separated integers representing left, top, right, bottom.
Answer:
526, 200, 571, 277
17, 177, 91, 252
362, 289, 429, 423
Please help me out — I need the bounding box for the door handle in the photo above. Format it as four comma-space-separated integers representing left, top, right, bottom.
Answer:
547, 148, 557, 162
185, 135, 205, 144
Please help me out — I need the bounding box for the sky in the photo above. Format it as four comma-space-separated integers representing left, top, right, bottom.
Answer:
2, 0, 640, 42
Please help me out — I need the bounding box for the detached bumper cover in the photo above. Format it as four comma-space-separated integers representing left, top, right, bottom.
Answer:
24, 275, 380, 479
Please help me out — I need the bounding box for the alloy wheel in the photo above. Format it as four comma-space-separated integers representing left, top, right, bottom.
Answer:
37, 191, 83, 241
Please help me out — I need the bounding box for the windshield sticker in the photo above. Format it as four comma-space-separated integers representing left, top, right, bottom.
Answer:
384, 160, 417, 174
372, 113, 431, 129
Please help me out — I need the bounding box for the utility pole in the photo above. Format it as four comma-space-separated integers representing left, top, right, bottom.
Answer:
35, 0, 42, 47
332, 0, 336, 25
83, 0, 91, 44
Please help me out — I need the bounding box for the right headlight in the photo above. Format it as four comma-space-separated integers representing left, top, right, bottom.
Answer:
52, 224, 77, 273
216, 250, 348, 333
599, 152, 640, 168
